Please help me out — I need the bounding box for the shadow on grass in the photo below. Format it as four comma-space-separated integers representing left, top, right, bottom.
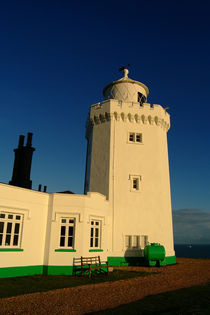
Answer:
0, 270, 157, 299
92, 283, 210, 314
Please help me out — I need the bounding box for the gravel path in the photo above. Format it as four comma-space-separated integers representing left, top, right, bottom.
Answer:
1, 258, 210, 314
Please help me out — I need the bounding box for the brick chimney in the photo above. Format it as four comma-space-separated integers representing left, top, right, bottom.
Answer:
9, 132, 35, 189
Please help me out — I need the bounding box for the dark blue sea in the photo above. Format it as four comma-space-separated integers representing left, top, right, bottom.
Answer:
174, 244, 210, 258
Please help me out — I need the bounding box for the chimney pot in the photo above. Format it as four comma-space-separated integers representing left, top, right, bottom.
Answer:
44, 185, 47, 192
18, 135, 25, 148
38, 184, 42, 191
26, 132, 33, 147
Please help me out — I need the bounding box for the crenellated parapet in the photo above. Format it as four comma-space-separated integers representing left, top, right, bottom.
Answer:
86, 99, 170, 137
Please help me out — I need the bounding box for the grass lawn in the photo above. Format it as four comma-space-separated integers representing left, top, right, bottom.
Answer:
0, 270, 156, 299
93, 283, 210, 314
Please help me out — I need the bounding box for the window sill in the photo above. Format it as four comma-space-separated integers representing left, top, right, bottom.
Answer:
126, 247, 142, 250
89, 249, 104, 252
0, 248, 24, 252
127, 141, 143, 145
55, 249, 76, 252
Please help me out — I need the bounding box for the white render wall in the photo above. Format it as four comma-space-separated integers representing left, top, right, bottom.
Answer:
86, 120, 111, 199
0, 183, 49, 268
87, 99, 175, 258
0, 183, 111, 270
46, 192, 110, 267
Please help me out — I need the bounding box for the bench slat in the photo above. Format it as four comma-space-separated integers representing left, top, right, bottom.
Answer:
79, 255, 109, 278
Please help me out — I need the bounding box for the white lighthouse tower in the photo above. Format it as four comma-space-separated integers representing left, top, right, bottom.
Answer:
85, 68, 176, 265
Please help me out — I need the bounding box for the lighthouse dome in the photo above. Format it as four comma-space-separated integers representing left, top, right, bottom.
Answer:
103, 69, 149, 105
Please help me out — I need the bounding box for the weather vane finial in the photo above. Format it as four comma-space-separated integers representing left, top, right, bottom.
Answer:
119, 64, 130, 78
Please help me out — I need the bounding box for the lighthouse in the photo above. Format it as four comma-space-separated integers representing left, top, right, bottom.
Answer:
85, 68, 176, 265
0, 68, 176, 279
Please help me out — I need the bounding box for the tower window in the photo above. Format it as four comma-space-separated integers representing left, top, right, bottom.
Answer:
138, 92, 146, 106
132, 235, 140, 248
125, 235, 148, 249
136, 133, 142, 143
140, 235, 148, 248
132, 178, 139, 190
129, 133, 135, 142
129, 175, 141, 192
125, 235, 132, 248
128, 132, 142, 144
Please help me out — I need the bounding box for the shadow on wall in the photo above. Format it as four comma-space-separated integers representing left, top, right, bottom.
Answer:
124, 248, 145, 266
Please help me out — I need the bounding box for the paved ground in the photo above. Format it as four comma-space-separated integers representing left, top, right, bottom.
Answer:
1, 258, 210, 314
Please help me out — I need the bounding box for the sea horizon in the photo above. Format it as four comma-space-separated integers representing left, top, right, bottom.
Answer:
174, 244, 210, 259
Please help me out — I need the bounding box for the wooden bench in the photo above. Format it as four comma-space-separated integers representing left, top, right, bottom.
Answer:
78, 256, 109, 278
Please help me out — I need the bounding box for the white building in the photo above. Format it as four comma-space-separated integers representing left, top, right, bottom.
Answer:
0, 69, 176, 278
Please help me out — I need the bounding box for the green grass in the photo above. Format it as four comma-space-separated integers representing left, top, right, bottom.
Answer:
0, 270, 156, 299
93, 283, 210, 314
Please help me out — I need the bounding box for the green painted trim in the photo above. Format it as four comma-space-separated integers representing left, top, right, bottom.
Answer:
0, 256, 177, 278
0, 248, 24, 252
55, 249, 76, 252
89, 249, 104, 252
107, 256, 126, 266
147, 258, 166, 267
165, 256, 176, 265
44, 265, 73, 275
108, 256, 177, 266
108, 256, 145, 266
0, 265, 75, 278
0, 265, 43, 278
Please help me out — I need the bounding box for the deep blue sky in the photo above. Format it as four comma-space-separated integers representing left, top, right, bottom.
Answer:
0, 0, 209, 211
